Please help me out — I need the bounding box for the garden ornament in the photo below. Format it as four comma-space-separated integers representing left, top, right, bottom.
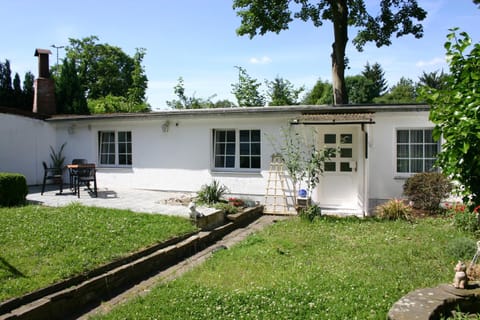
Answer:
468, 240, 480, 272
188, 202, 204, 220
453, 260, 468, 289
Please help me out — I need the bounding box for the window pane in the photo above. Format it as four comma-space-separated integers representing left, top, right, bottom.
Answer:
411, 145, 424, 158
397, 130, 409, 143
424, 130, 435, 143
411, 130, 423, 143
324, 134, 336, 144
240, 156, 250, 168
397, 159, 409, 173
340, 162, 352, 172
397, 145, 409, 158
251, 156, 261, 169
226, 143, 235, 155
251, 143, 261, 155
240, 143, 250, 155
215, 143, 225, 155
251, 130, 261, 142
425, 144, 438, 157
324, 162, 336, 172
340, 148, 352, 158
215, 156, 224, 168
239, 130, 249, 142
119, 155, 126, 165
425, 159, 436, 171
340, 134, 352, 144
411, 159, 423, 172
225, 156, 235, 168
226, 131, 235, 142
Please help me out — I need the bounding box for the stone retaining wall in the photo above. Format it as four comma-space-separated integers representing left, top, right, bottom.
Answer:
388, 283, 480, 319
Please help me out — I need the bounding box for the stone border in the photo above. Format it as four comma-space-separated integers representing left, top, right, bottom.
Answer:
388, 283, 480, 319
0, 206, 263, 320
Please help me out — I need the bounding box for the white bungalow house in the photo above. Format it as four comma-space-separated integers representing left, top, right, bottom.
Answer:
0, 104, 437, 216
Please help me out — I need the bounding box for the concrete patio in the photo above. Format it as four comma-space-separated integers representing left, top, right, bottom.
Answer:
26, 185, 217, 218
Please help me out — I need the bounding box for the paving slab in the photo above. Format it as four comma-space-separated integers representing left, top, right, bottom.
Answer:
26, 185, 217, 218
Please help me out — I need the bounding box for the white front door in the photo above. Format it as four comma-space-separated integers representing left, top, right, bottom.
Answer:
315, 126, 362, 209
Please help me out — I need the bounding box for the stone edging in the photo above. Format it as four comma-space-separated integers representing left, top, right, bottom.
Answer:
388, 283, 480, 319
0, 206, 263, 320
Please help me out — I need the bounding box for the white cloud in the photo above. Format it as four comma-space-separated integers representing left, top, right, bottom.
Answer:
249, 56, 272, 64
415, 57, 445, 68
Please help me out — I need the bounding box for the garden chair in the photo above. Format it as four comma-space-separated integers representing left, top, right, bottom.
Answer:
41, 161, 63, 195
75, 164, 97, 198
69, 158, 88, 190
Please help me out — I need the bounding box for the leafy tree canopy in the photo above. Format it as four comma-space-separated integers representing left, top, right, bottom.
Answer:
421, 29, 480, 207
374, 77, 418, 104
233, 0, 426, 105
231, 66, 265, 107
302, 78, 333, 105
266, 76, 304, 106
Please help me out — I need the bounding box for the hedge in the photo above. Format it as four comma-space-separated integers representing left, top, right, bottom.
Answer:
0, 173, 28, 206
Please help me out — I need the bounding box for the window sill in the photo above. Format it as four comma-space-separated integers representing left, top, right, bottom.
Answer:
211, 169, 262, 176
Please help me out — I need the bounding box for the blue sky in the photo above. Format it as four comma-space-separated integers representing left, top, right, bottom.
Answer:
2, 0, 479, 110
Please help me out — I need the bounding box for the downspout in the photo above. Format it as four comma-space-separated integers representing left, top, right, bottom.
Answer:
362, 123, 369, 217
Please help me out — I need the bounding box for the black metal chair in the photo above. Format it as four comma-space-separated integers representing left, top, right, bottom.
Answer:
75, 164, 97, 198
41, 161, 63, 195
69, 159, 88, 190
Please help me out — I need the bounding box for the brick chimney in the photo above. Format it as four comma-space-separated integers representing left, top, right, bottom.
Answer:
33, 49, 56, 115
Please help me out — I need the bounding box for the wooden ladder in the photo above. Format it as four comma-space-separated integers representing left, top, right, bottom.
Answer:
264, 155, 291, 215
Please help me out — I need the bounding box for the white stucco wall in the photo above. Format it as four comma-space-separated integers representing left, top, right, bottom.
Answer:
367, 110, 434, 206
54, 114, 294, 198
0, 113, 56, 184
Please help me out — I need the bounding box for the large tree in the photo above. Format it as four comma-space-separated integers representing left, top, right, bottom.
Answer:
55, 57, 89, 114
302, 78, 333, 105
266, 76, 304, 106
233, 0, 426, 105
362, 62, 387, 100
422, 29, 480, 208
65, 36, 149, 112
231, 66, 265, 107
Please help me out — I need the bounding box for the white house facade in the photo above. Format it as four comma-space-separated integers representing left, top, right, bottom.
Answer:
0, 105, 436, 215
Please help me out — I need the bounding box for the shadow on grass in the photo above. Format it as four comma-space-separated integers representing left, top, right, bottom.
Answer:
0, 257, 26, 278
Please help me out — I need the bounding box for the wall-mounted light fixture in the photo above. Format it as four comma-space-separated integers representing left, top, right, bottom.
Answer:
161, 120, 170, 133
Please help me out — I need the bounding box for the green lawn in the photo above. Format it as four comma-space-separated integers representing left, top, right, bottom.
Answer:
0, 203, 197, 302
96, 216, 473, 320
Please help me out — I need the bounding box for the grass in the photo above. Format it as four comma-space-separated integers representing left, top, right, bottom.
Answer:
0, 203, 197, 302
96, 216, 473, 320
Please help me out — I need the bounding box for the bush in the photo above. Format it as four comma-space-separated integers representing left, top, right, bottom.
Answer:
213, 202, 238, 215
403, 172, 452, 212
445, 237, 477, 261
374, 199, 411, 220
196, 180, 228, 205
0, 173, 28, 206
299, 204, 322, 222
452, 209, 480, 234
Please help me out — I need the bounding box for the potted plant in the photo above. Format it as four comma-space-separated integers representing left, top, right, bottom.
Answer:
49, 142, 67, 177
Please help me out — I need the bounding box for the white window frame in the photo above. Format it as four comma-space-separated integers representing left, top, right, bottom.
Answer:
98, 130, 132, 167
212, 129, 261, 172
395, 128, 439, 176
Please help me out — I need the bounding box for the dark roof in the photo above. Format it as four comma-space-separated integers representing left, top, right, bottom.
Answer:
46, 104, 430, 123
34, 48, 52, 56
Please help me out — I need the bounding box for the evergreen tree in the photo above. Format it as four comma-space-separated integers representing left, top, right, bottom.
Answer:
362, 62, 388, 101
13, 73, 23, 108
0, 59, 14, 107
55, 58, 89, 114
23, 71, 35, 111
374, 77, 417, 104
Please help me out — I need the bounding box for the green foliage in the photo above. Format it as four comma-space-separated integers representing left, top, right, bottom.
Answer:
302, 78, 333, 105
345, 74, 374, 104
449, 206, 480, 234
0, 173, 28, 206
166, 77, 222, 109
421, 29, 480, 208
196, 180, 229, 205
374, 77, 418, 104
403, 172, 452, 212
362, 62, 388, 99
88, 94, 149, 113
213, 202, 239, 215
49, 142, 66, 170
445, 237, 477, 261
55, 57, 89, 114
231, 66, 265, 107
418, 70, 448, 91
374, 199, 412, 220
99, 218, 463, 319
0, 59, 34, 110
233, 0, 426, 104
65, 35, 149, 112
298, 204, 321, 222
265, 76, 304, 106
0, 204, 196, 301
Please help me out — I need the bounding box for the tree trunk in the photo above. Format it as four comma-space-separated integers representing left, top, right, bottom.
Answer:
331, 0, 349, 105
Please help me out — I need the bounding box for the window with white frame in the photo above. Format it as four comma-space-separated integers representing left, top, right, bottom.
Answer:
396, 128, 439, 174
98, 131, 132, 166
213, 129, 261, 170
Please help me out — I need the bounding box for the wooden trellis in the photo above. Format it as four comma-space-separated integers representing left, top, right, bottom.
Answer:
264, 155, 291, 215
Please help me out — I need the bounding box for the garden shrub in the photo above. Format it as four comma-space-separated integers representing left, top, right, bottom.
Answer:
197, 180, 228, 205
299, 204, 321, 222
451, 208, 480, 234
213, 202, 238, 215
403, 172, 452, 212
445, 237, 477, 261
374, 199, 411, 220
0, 173, 28, 206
